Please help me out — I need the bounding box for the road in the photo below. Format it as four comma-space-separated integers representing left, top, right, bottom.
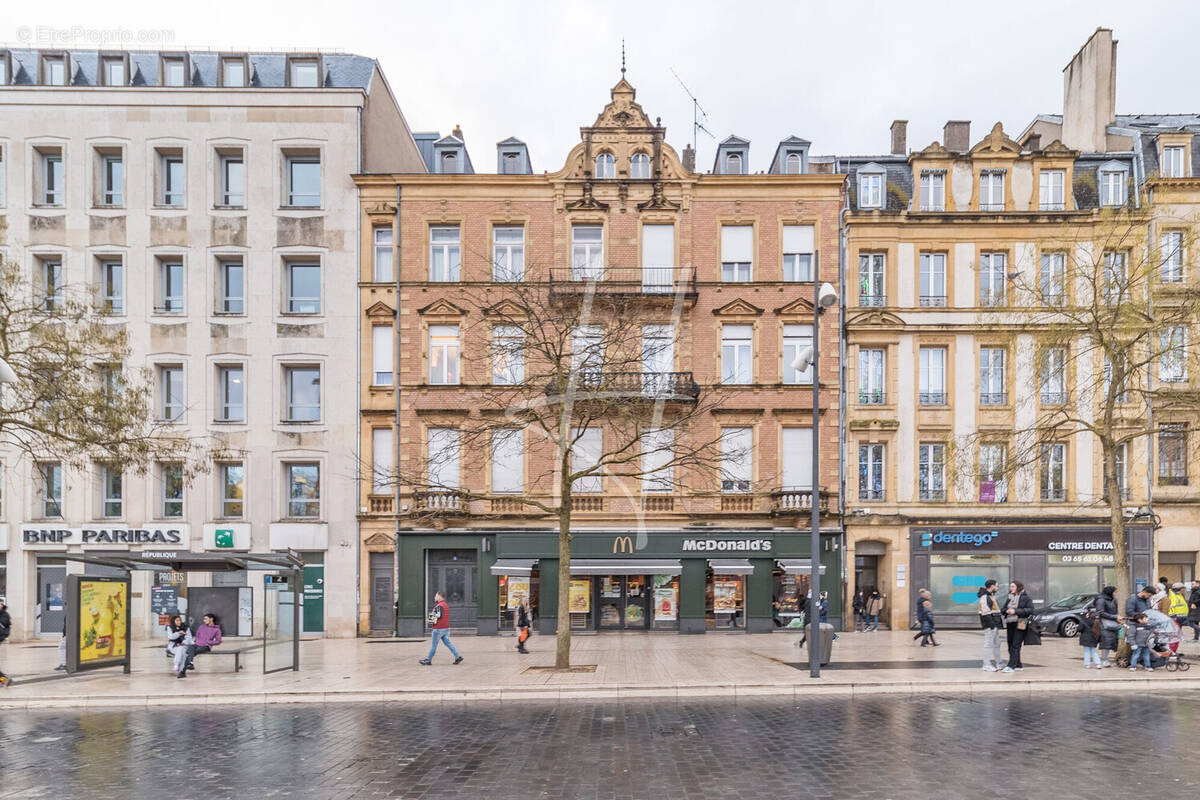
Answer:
2, 693, 1197, 799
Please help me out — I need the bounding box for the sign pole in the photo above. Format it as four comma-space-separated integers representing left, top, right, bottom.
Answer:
810, 253, 822, 679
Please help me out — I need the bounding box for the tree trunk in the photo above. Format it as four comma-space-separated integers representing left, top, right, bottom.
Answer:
1103, 443, 1132, 604
555, 491, 573, 669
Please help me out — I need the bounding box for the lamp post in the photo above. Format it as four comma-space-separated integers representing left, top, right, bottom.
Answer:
791, 258, 837, 679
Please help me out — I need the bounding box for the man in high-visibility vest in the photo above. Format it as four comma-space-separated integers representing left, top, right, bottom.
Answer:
1168, 582, 1190, 627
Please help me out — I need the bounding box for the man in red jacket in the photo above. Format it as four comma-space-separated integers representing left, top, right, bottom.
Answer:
419, 591, 463, 665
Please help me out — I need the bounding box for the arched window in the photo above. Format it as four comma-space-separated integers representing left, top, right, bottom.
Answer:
630, 153, 650, 179
595, 152, 615, 179
441, 151, 458, 174
785, 152, 802, 174
725, 152, 742, 174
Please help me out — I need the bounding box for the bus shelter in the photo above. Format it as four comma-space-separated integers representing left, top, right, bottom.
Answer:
60, 549, 303, 675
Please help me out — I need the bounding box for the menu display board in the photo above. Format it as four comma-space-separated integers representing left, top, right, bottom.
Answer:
506, 577, 530, 610
713, 580, 741, 611
568, 580, 591, 613
654, 586, 677, 621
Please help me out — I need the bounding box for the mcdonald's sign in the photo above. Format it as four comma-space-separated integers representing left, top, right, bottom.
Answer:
612, 535, 634, 554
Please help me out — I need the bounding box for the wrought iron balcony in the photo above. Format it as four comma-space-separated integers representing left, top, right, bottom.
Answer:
1041, 391, 1067, 405
919, 392, 947, 405
544, 371, 700, 402
548, 266, 697, 299
919, 488, 946, 502
859, 293, 886, 307
918, 295, 947, 307
859, 390, 887, 405
980, 392, 1008, 406
770, 487, 829, 515
858, 488, 886, 501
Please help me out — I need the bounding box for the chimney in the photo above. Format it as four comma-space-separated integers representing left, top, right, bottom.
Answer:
451, 124, 464, 140
890, 120, 907, 156
1062, 28, 1116, 153
682, 145, 696, 173
944, 120, 971, 153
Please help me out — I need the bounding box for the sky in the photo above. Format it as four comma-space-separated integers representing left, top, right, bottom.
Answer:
6, 1, 1200, 172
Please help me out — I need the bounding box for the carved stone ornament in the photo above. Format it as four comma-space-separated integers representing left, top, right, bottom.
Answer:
637, 181, 680, 211
565, 181, 610, 211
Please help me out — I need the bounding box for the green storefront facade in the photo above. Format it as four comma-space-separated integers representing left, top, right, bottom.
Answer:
395, 529, 842, 637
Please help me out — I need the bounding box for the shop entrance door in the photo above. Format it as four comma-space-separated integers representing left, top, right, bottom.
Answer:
855, 555, 880, 595
368, 552, 394, 633
36, 564, 67, 636
428, 550, 477, 629
597, 576, 649, 629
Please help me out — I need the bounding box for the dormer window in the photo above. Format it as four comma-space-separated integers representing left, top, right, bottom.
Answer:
595, 152, 615, 179
725, 152, 742, 174
441, 151, 459, 174
630, 153, 650, 179
919, 171, 945, 211
162, 56, 186, 87
101, 56, 125, 87
221, 57, 246, 88
1039, 170, 1065, 211
0, 53, 9, 86
1162, 146, 1185, 178
1098, 163, 1128, 207
979, 170, 1005, 211
289, 58, 320, 88
501, 152, 520, 174
785, 153, 802, 175
42, 55, 66, 86
857, 168, 884, 209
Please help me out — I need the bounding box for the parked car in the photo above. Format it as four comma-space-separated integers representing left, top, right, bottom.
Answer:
1031, 593, 1097, 638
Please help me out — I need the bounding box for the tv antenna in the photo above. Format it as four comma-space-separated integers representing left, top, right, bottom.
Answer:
670, 67, 713, 152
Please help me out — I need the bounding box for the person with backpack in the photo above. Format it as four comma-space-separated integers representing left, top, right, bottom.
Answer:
1094, 586, 1121, 667
419, 591, 463, 665
0, 597, 12, 687
978, 579, 1004, 671
1001, 581, 1033, 673
514, 597, 532, 655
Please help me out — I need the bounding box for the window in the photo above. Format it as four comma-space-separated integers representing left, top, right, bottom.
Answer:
1041, 252, 1066, 306
1102, 251, 1127, 304
429, 226, 461, 282
41, 151, 64, 205
427, 429, 461, 492
217, 365, 244, 422
491, 429, 523, 494
1161, 231, 1184, 283
501, 152, 521, 174
782, 225, 814, 282
720, 427, 752, 493
724, 152, 743, 174
630, 153, 650, 179
918, 347, 946, 405
100, 153, 123, 206
979, 170, 1004, 210
918, 443, 946, 501
720, 225, 753, 282
429, 325, 460, 385
286, 155, 321, 207
1162, 146, 1185, 178
1105, 443, 1128, 501
1158, 424, 1188, 486
371, 429, 393, 494
1040, 444, 1067, 501
285, 261, 321, 313
641, 325, 674, 387
641, 428, 674, 494
100, 258, 123, 313
720, 325, 753, 385
1039, 170, 1065, 210
570, 427, 602, 493
979, 444, 1008, 503
571, 225, 603, 280
221, 58, 245, 88
782, 324, 813, 385
440, 151, 459, 173
918, 252, 946, 306
1040, 347, 1067, 404
159, 365, 184, 420
858, 444, 885, 501
492, 325, 524, 385
1099, 170, 1126, 207
40, 463, 63, 518
162, 57, 186, 86
286, 463, 320, 517
43, 55, 66, 86
785, 152, 802, 175
572, 325, 603, 381
158, 259, 184, 313
858, 171, 883, 209
493, 226, 524, 282
859, 253, 885, 306
979, 252, 1006, 306
780, 428, 813, 490
220, 463, 245, 517
38, 256, 63, 311
289, 59, 320, 88
0, 146, 5, 206
100, 465, 122, 518
1159, 326, 1187, 383
641, 224, 675, 291
157, 152, 185, 206
373, 226, 394, 282
220, 153, 245, 206
919, 171, 945, 211
102, 56, 125, 87
0, 55, 8, 86
372, 326, 394, 386
595, 152, 615, 178
284, 366, 320, 421
219, 259, 244, 314
980, 348, 1006, 405
858, 348, 885, 404
160, 463, 184, 518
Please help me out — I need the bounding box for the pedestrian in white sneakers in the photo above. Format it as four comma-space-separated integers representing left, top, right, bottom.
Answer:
978, 580, 1004, 671
1079, 607, 1102, 668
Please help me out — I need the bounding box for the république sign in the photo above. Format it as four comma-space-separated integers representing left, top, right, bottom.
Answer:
21, 526, 186, 545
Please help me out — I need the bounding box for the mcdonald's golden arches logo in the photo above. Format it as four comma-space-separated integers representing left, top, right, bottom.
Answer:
612, 535, 634, 554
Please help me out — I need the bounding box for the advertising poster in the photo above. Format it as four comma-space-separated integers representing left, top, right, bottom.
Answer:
568, 579, 591, 613
78, 579, 129, 666
654, 586, 677, 621
506, 577, 530, 610
777, 575, 799, 615
713, 580, 741, 611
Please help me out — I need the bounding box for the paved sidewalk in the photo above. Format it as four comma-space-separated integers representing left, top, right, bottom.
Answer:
2, 627, 1198, 708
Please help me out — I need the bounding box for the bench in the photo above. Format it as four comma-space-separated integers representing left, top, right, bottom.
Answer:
168, 645, 256, 673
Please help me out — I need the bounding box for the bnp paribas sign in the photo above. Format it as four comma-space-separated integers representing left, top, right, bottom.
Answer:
21, 526, 189, 549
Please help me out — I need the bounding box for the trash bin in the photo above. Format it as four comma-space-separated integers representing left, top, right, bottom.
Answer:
817, 623, 835, 666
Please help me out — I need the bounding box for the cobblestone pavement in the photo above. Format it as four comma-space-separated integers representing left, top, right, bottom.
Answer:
3, 693, 1200, 799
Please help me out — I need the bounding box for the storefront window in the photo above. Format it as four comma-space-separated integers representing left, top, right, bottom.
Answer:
773, 571, 809, 626
706, 573, 745, 629
652, 574, 678, 631
927, 554, 1010, 613
1047, 554, 1113, 603
498, 570, 538, 631
568, 578, 592, 630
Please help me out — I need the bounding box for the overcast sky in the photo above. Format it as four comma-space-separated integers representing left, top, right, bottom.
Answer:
8, 1, 1199, 171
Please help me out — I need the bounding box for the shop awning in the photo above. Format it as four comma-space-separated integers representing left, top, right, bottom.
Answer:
569, 559, 682, 576
490, 558, 537, 576
777, 559, 827, 575
708, 558, 755, 575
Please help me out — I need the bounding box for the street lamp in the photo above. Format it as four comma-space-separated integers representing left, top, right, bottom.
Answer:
791, 266, 837, 679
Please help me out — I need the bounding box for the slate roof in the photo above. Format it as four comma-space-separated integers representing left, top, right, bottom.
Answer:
836, 156, 912, 212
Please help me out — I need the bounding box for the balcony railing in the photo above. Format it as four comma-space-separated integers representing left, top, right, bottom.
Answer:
918, 392, 947, 405
770, 487, 828, 515
919, 488, 946, 502
367, 495, 393, 514
858, 488, 886, 501
720, 494, 756, 512
412, 489, 468, 514
859, 390, 887, 405
918, 295, 947, 307
859, 293, 886, 307
979, 292, 1006, 308
549, 266, 697, 298
544, 371, 700, 402
1041, 391, 1067, 405
980, 392, 1008, 406
642, 494, 675, 512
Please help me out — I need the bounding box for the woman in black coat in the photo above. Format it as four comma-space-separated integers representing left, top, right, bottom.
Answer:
1094, 586, 1120, 666
1001, 581, 1034, 672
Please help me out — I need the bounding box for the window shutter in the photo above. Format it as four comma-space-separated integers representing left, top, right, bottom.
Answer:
642, 224, 675, 267
782, 225, 814, 254
372, 326, 392, 378
721, 225, 753, 263
781, 428, 813, 489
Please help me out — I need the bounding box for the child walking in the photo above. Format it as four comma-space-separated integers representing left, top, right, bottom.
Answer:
1128, 613, 1154, 672
1079, 607, 1102, 668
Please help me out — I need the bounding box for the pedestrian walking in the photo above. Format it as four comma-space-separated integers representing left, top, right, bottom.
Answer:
0, 597, 12, 687
1001, 581, 1033, 673
1168, 583, 1189, 630
1128, 612, 1155, 672
1186, 580, 1200, 642
852, 589, 866, 633
978, 579, 1004, 671
1079, 606, 1102, 668
419, 591, 463, 666
818, 592, 838, 640
866, 589, 884, 631
515, 597, 531, 655
1094, 586, 1121, 667
1150, 577, 1171, 614
914, 588, 938, 647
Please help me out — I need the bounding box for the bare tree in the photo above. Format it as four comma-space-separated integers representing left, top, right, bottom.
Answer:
954, 200, 1199, 603
383, 265, 730, 668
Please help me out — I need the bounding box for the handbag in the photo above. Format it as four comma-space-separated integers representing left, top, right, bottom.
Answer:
1017, 619, 1028, 630
1023, 624, 1042, 646
518, 627, 530, 644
